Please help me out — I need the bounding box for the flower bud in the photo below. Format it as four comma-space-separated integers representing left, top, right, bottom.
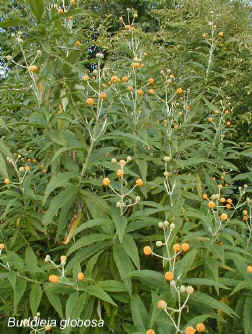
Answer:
156, 241, 163, 248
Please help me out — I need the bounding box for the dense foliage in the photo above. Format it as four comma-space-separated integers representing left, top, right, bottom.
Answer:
0, 0, 251, 333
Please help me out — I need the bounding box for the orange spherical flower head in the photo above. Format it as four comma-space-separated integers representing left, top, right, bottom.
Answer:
75, 40, 81, 47
196, 323, 206, 332
82, 75, 89, 81
136, 178, 144, 187
243, 210, 248, 216
143, 245, 152, 256
45, 325, 52, 332
146, 329, 155, 334
157, 300, 167, 310
173, 243, 181, 253
117, 169, 124, 178
100, 92, 107, 100
227, 198, 232, 204
226, 121, 231, 127
128, 86, 133, 92
202, 194, 208, 200
208, 201, 216, 209
77, 272, 85, 281
137, 89, 143, 96
218, 31, 224, 38
164, 271, 174, 281
0, 243, 5, 250
49, 275, 59, 283
86, 98, 94, 106
28, 65, 38, 73
185, 326, 196, 334
58, 8, 63, 14
220, 197, 226, 203
208, 117, 213, 123
122, 76, 128, 83
176, 87, 183, 95
243, 215, 249, 222
102, 178, 110, 187
148, 89, 155, 95
4, 178, 11, 185
220, 213, 228, 221
181, 242, 190, 253
111, 75, 120, 83
131, 62, 141, 69
247, 266, 252, 273
226, 204, 231, 209
125, 24, 131, 30
148, 78, 155, 85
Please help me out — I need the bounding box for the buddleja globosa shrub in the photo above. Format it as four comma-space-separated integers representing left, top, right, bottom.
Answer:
0, 0, 251, 333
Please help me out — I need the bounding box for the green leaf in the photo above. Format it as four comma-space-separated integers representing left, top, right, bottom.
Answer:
44, 287, 64, 318
176, 248, 197, 279
30, 284, 43, 316
42, 185, 78, 226
0, 153, 8, 178
130, 294, 148, 331
43, 172, 78, 205
123, 234, 140, 270
28, 0, 44, 22
97, 280, 127, 292
66, 233, 111, 256
111, 210, 127, 243
113, 242, 134, 293
183, 278, 229, 290
25, 247, 38, 271
191, 291, 237, 317
243, 296, 252, 334
127, 270, 164, 289
84, 285, 117, 307
66, 292, 79, 319
15, 279, 27, 313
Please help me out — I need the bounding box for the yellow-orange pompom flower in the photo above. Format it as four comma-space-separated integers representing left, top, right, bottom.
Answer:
143, 246, 152, 256
86, 98, 94, 106
45, 325, 52, 332
122, 76, 128, 83
164, 271, 174, 281
77, 272, 85, 281
0, 244, 5, 250
220, 213, 228, 221
196, 323, 206, 332
136, 178, 144, 187
185, 327, 196, 334
28, 65, 38, 73
58, 8, 63, 14
218, 31, 224, 38
75, 40, 81, 47
100, 92, 107, 100
148, 89, 155, 95
208, 201, 216, 209
148, 78, 155, 85
4, 178, 10, 185
202, 194, 208, 200
181, 243, 190, 253
116, 169, 124, 178
137, 89, 143, 96
102, 178, 110, 187
173, 243, 181, 253
176, 87, 183, 95
49, 275, 59, 283
111, 76, 120, 83
246, 266, 252, 273
146, 329, 155, 334
157, 300, 167, 309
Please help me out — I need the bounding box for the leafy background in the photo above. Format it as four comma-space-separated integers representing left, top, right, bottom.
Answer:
0, 0, 251, 333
